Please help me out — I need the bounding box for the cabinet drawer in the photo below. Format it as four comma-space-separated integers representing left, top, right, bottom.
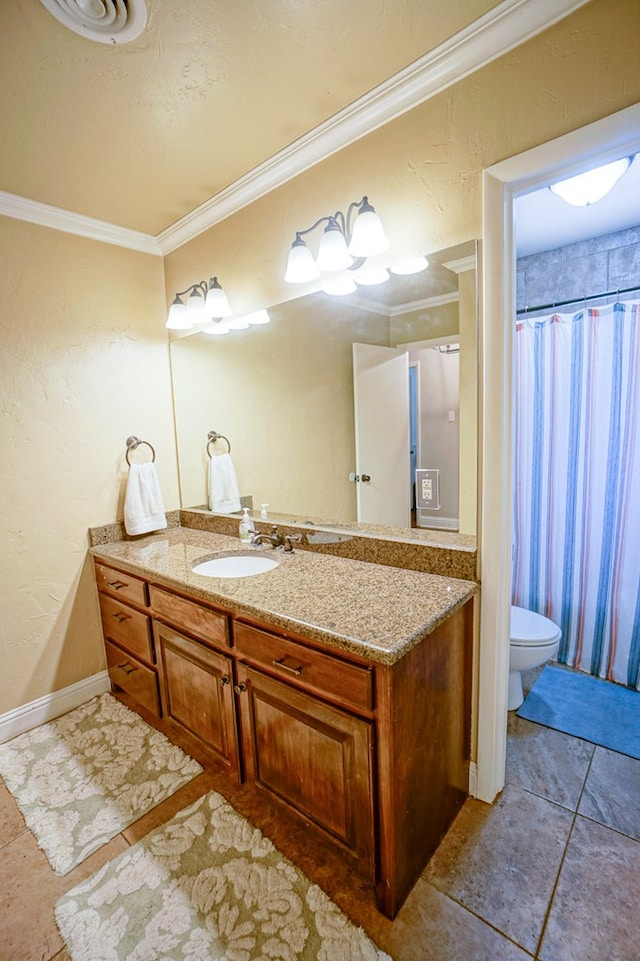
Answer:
105, 640, 161, 717
99, 594, 154, 663
150, 586, 230, 649
235, 622, 373, 712
95, 563, 148, 607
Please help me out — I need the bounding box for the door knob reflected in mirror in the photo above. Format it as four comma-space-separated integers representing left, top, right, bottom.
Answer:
349, 472, 359, 482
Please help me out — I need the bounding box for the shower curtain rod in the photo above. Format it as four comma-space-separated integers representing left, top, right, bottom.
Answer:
516, 283, 640, 316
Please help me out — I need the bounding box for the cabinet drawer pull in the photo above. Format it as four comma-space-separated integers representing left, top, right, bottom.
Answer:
273, 656, 303, 676
234, 683, 247, 694
111, 611, 131, 623
108, 579, 128, 591
117, 661, 137, 675
220, 675, 230, 686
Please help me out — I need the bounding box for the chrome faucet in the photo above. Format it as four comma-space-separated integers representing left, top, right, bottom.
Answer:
251, 527, 301, 552
251, 526, 285, 549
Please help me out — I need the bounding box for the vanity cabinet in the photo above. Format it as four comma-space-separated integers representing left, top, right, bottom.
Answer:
234, 621, 376, 878
93, 555, 473, 920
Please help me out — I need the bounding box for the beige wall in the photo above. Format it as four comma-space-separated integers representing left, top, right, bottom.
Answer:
0, 219, 177, 714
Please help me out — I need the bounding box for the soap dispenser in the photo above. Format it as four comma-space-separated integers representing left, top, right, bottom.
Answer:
239, 508, 254, 544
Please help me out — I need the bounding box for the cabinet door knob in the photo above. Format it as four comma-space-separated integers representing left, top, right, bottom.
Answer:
233, 682, 247, 694
361, 473, 371, 483
112, 611, 131, 623
108, 580, 128, 591
220, 675, 230, 686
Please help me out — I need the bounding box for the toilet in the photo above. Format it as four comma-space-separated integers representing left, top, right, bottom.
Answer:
509, 606, 562, 711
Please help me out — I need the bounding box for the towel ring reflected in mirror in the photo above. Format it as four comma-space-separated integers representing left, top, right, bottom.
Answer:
125, 435, 156, 465
207, 430, 231, 456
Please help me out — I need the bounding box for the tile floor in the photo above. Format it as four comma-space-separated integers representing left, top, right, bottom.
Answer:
1, 673, 639, 961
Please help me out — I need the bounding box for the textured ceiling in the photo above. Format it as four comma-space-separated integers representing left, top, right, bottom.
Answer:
1, 0, 500, 235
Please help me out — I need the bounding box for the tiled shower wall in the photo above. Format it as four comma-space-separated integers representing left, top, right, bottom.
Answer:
516, 224, 640, 315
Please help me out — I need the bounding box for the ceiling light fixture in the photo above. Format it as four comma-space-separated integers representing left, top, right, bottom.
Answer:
166, 277, 232, 330
549, 156, 633, 207
284, 196, 389, 286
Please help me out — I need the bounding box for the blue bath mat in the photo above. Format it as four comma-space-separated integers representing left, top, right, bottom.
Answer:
517, 665, 640, 760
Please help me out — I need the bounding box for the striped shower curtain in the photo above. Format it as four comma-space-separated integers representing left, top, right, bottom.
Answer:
512, 301, 640, 689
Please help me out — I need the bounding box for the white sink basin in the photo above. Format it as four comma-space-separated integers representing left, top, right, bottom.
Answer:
191, 550, 280, 578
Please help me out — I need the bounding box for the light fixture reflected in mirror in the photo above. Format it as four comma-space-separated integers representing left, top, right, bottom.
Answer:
390, 255, 430, 275
203, 309, 271, 335
322, 275, 358, 296
285, 196, 389, 286
166, 276, 232, 330
549, 156, 633, 206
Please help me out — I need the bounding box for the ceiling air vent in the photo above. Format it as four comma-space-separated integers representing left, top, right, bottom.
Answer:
39, 0, 147, 45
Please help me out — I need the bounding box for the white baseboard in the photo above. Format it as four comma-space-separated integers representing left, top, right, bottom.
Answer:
469, 760, 478, 797
0, 672, 110, 744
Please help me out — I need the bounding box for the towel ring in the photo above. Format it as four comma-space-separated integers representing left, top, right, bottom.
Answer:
207, 430, 231, 456
125, 435, 156, 465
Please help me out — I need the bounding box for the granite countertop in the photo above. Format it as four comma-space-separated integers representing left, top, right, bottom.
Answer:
90, 527, 477, 666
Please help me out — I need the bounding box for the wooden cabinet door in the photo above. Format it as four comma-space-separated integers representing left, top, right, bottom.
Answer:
236, 663, 375, 878
155, 622, 239, 778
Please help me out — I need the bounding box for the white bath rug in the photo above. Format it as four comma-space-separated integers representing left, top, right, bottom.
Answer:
0, 693, 202, 875
55, 788, 392, 961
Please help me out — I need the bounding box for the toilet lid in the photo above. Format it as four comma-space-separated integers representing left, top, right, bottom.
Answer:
511, 606, 561, 644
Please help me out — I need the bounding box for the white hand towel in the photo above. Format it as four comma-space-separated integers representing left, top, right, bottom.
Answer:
208, 452, 241, 513
124, 462, 168, 536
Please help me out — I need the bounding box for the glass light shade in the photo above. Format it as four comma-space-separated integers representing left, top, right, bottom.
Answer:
549, 157, 631, 206
348, 204, 389, 258
226, 316, 250, 330
315, 223, 353, 272
165, 298, 192, 330
353, 265, 390, 286
205, 280, 232, 318
322, 275, 357, 296
204, 321, 230, 335
186, 289, 207, 324
390, 256, 429, 275
244, 309, 271, 325
284, 240, 320, 283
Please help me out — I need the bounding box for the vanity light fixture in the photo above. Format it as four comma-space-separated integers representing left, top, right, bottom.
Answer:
284, 196, 389, 285
549, 156, 633, 207
166, 277, 232, 330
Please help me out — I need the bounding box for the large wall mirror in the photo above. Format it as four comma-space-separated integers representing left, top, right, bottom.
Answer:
170, 239, 478, 538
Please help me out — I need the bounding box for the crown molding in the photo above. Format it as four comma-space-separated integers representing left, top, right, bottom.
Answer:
0, 191, 161, 256
1, 0, 589, 255
156, 0, 590, 254
442, 255, 477, 274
